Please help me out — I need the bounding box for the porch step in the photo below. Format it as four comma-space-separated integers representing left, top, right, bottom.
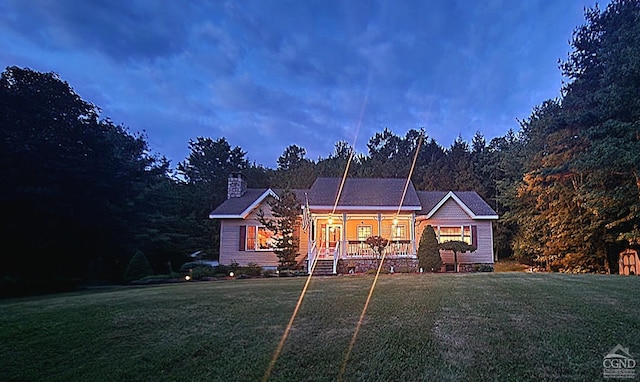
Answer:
310, 259, 335, 276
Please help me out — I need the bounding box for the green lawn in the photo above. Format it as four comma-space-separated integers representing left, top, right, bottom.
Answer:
1, 273, 639, 381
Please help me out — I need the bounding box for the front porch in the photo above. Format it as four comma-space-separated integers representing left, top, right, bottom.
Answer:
304, 212, 418, 274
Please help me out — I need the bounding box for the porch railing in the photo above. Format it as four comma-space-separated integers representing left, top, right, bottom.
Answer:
332, 241, 340, 274
307, 240, 317, 274
345, 240, 414, 258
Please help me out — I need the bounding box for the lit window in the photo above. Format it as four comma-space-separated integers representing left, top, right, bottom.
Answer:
392, 225, 406, 239
246, 226, 256, 250
246, 226, 276, 250
357, 225, 372, 241
438, 226, 471, 245
257, 226, 275, 250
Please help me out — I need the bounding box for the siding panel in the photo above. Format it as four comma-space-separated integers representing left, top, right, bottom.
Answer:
416, 200, 494, 264
220, 200, 306, 268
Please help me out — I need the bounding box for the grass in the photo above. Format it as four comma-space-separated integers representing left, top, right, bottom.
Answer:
494, 259, 530, 272
1, 273, 639, 381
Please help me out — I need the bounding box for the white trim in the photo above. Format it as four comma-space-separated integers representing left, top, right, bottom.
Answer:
470, 215, 499, 220
245, 225, 278, 251
424, 191, 498, 220
309, 205, 421, 211
209, 189, 278, 219
209, 214, 245, 219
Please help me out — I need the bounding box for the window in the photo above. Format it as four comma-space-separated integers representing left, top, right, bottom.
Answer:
437, 226, 472, 245
245, 226, 276, 251
246, 226, 256, 250
392, 224, 406, 240
257, 226, 275, 250
357, 225, 372, 241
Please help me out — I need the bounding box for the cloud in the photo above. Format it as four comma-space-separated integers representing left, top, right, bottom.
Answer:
0, 0, 603, 167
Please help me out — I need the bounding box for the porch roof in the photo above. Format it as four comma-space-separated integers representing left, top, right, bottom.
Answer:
307, 178, 422, 211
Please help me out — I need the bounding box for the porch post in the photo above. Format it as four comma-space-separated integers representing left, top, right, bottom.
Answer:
342, 212, 347, 258
377, 213, 382, 237
307, 216, 315, 273
410, 212, 416, 255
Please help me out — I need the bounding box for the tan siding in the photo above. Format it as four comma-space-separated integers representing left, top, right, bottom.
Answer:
219, 219, 279, 267
298, 219, 310, 261
346, 218, 378, 240
219, 197, 309, 268
416, 217, 494, 264
430, 199, 472, 220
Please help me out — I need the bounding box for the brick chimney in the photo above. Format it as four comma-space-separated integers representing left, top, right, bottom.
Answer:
227, 173, 247, 199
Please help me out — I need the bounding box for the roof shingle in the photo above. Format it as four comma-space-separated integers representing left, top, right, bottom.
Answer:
308, 177, 421, 209
209, 179, 498, 219
416, 191, 497, 217
209, 188, 271, 217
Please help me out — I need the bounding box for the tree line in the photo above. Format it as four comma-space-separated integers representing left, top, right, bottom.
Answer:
1, 0, 638, 292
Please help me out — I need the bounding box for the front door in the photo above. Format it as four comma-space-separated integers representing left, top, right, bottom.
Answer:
320, 224, 341, 258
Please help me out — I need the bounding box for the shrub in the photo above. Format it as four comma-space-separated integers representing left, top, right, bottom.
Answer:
191, 266, 216, 280
263, 269, 277, 277
239, 262, 262, 277
278, 269, 307, 277
417, 225, 442, 272
215, 264, 230, 275
123, 251, 154, 283
474, 264, 494, 272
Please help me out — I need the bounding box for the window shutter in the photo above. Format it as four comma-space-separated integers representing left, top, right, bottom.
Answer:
471, 225, 478, 248
239, 226, 246, 251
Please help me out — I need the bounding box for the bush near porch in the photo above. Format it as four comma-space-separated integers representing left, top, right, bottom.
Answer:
337, 258, 419, 274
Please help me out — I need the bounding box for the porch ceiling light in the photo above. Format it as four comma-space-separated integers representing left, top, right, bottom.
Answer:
328, 216, 333, 225
393, 217, 398, 225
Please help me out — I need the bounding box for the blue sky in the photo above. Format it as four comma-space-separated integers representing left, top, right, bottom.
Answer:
0, 1, 605, 168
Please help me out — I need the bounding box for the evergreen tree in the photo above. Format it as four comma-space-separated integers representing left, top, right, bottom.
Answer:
257, 189, 301, 268
511, 0, 640, 272
123, 251, 154, 283
177, 137, 249, 259
271, 145, 317, 189
417, 225, 442, 272
0, 66, 163, 285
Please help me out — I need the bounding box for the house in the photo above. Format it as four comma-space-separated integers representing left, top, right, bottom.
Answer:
209, 173, 498, 274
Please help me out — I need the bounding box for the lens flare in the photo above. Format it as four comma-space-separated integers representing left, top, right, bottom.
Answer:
262, 92, 369, 381
338, 131, 423, 381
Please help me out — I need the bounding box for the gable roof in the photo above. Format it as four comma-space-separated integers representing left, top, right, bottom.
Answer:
208, 178, 498, 220
416, 191, 498, 219
209, 188, 277, 219
307, 177, 422, 211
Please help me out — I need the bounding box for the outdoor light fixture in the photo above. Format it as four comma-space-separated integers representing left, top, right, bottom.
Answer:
229, 271, 234, 277
393, 217, 398, 225
328, 215, 333, 225
185, 275, 191, 281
